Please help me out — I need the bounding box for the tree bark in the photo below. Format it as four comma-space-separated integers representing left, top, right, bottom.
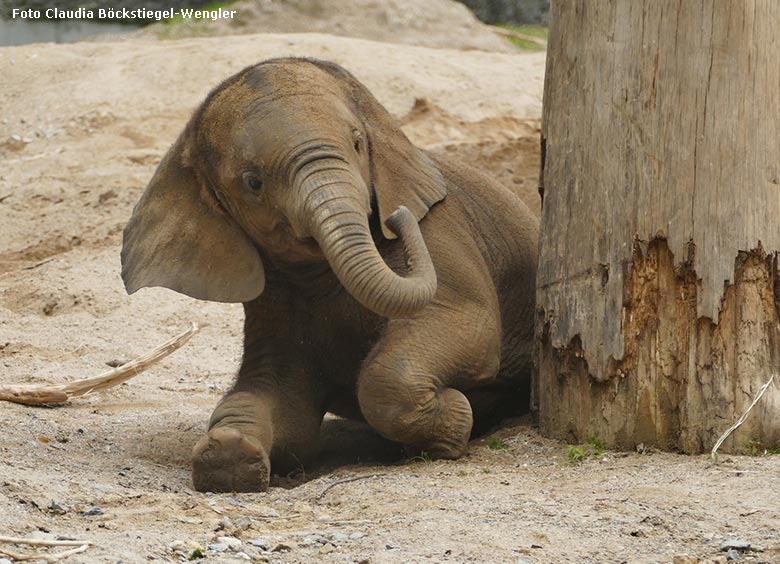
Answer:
535, 0, 780, 453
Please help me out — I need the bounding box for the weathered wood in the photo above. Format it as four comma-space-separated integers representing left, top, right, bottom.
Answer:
536, 0, 780, 453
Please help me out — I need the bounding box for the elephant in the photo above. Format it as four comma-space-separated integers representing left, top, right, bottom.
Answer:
121, 57, 538, 492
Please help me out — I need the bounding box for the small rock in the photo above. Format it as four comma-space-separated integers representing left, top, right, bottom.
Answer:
386, 542, 399, 550
720, 539, 751, 552
330, 532, 348, 543
247, 539, 268, 549
235, 552, 251, 560
234, 517, 252, 531
81, 507, 104, 516
349, 532, 366, 540
270, 543, 292, 553
672, 557, 698, 564
319, 543, 336, 554
47, 500, 68, 515
0, 558, 12, 564
105, 358, 129, 368
215, 517, 234, 531
301, 535, 325, 546
725, 549, 740, 561
216, 536, 241, 550
207, 543, 228, 553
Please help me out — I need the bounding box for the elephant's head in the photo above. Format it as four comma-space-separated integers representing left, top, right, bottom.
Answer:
121, 58, 447, 317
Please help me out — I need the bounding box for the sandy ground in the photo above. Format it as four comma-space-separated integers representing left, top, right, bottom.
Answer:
0, 17, 778, 564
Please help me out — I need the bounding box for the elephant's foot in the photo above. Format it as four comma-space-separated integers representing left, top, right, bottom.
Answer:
403, 387, 473, 459
191, 427, 270, 492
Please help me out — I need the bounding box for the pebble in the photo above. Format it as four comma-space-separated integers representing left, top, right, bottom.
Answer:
386, 542, 399, 550
48, 500, 67, 514
247, 538, 268, 549
0, 559, 12, 564
234, 517, 252, 531
81, 507, 104, 516
330, 532, 348, 543
216, 536, 242, 550
725, 549, 740, 561
301, 535, 325, 546
319, 544, 336, 554
349, 532, 366, 540
207, 543, 228, 552
720, 539, 751, 551
235, 552, 251, 560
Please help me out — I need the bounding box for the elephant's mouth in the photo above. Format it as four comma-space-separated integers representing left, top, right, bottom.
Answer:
262, 221, 325, 263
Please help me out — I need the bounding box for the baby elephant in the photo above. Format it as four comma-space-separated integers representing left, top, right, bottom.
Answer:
121, 58, 538, 492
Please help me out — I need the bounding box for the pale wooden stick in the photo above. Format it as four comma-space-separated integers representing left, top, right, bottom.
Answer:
711, 372, 775, 460
0, 544, 89, 562
0, 536, 93, 547
0, 323, 200, 406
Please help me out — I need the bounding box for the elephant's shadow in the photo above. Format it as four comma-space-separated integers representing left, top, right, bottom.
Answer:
271, 416, 407, 488
135, 414, 406, 488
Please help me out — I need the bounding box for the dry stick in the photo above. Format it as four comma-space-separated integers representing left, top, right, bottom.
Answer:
0, 544, 89, 562
0, 536, 93, 547
22, 257, 55, 270
711, 372, 776, 460
0, 323, 201, 406
316, 473, 386, 500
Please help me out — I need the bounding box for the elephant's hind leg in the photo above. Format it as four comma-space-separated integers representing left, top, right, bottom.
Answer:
357, 302, 500, 459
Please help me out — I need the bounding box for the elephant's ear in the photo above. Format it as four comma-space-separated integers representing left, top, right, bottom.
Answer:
310, 60, 447, 240
121, 134, 265, 303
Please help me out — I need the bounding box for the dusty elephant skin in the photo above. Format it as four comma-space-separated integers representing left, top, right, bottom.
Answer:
121, 57, 538, 493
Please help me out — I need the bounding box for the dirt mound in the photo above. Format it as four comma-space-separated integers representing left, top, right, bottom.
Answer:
140, 0, 515, 52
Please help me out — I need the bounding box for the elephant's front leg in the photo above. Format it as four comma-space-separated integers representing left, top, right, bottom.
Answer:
357, 300, 501, 458
191, 354, 325, 492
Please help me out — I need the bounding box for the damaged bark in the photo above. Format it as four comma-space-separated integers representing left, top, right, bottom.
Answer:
535, 1, 780, 453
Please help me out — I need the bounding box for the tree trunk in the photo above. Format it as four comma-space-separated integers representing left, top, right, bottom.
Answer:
535, 0, 780, 454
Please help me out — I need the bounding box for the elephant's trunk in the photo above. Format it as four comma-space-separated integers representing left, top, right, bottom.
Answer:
299, 162, 436, 318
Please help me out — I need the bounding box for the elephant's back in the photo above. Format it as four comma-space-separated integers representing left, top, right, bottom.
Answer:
428, 154, 539, 382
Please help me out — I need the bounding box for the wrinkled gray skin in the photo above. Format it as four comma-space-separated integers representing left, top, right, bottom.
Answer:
121, 58, 538, 492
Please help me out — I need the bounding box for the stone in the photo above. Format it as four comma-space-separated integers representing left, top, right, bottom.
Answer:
720, 539, 751, 552
207, 543, 228, 553
216, 536, 242, 550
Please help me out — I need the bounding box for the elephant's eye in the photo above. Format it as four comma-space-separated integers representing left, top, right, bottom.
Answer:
352, 130, 363, 154
242, 171, 264, 193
